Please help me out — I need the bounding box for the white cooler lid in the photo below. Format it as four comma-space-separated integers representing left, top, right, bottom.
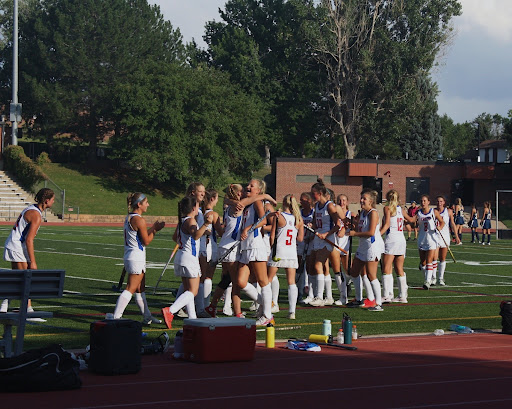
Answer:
183, 317, 256, 328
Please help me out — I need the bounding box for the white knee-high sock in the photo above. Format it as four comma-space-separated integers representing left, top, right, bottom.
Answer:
309, 274, 316, 296
261, 283, 272, 319
370, 279, 382, 306
438, 261, 446, 280
176, 283, 184, 298
186, 296, 197, 319
271, 275, 280, 305
288, 284, 298, 314
383, 274, 394, 298
316, 274, 325, 299
324, 274, 333, 299
195, 283, 205, 312
114, 290, 132, 319
362, 275, 375, 301
397, 274, 408, 298
134, 292, 151, 318
242, 282, 259, 302
203, 278, 212, 306
224, 283, 233, 308
334, 272, 343, 294
432, 261, 438, 281
170, 290, 194, 315
421, 265, 427, 281
426, 263, 433, 282
353, 275, 363, 301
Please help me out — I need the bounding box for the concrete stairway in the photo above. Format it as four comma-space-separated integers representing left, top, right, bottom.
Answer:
0, 171, 61, 222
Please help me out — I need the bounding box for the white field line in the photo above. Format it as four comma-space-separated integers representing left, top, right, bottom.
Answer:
36, 237, 175, 251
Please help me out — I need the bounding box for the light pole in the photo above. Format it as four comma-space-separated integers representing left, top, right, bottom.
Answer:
11, 0, 19, 145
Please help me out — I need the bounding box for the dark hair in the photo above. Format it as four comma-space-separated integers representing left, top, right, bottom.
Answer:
205, 188, 218, 205
311, 178, 328, 197
186, 182, 204, 197
178, 196, 197, 234
35, 188, 55, 204
127, 192, 146, 212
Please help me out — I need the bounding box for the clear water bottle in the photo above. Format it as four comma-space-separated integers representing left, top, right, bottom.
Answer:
450, 324, 474, 333
322, 319, 332, 336
336, 328, 344, 344
433, 329, 444, 336
352, 325, 358, 340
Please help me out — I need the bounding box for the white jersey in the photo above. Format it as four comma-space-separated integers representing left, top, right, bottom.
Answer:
4, 204, 42, 254
123, 213, 146, 262
175, 217, 201, 270
417, 208, 438, 251
204, 209, 218, 262
436, 208, 450, 248
384, 206, 406, 255
219, 208, 242, 249
197, 208, 207, 255
313, 201, 336, 251
297, 208, 314, 256
335, 209, 351, 253
355, 208, 384, 262
240, 203, 265, 251
274, 212, 298, 260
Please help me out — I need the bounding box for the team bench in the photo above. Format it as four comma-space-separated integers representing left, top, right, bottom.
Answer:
0, 269, 65, 357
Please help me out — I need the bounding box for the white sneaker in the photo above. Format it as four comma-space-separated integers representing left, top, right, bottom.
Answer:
222, 305, 233, 316
430, 279, 437, 286
288, 312, 296, 320
249, 301, 258, 311
271, 302, 280, 313
382, 296, 393, 304
301, 296, 313, 305
335, 298, 346, 306
423, 281, 430, 290
255, 315, 275, 326
437, 279, 446, 286
323, 297, 334, 306
368, 305, 384, 312
392, 296, 408, 304
142, 316, 162, 325
197, 310, 212, 318
176, 308, 188, 318
309, 297, 325, 307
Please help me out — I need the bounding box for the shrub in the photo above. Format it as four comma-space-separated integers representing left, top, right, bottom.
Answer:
36, 151, 52, 166
3, 145, 48, 191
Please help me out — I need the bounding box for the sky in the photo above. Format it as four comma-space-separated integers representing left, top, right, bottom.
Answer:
151, 0, 512, 125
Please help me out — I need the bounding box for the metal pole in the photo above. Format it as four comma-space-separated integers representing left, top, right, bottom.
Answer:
496, 190, 499, 241
12, 0, 19, 145
62, 189, 65, 219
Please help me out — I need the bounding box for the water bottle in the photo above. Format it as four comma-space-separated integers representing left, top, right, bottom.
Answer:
265, 323, 275, 348
450, 324, 474, 333
322, 319, 332, 336
433, 329, 445, 336
352, 325, 358, 340
173, 330, 184, 359
336, 328, 344, 344
342, 312, 352, 344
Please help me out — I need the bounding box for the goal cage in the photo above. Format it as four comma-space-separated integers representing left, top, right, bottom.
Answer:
496, 190, 512, 240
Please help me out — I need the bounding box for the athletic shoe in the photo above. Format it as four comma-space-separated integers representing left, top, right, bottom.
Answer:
392, 296, 408, 303
437, 279, 446, 286
176, 308, 188, 318
368, 305, 384, 312
235, 312, 246, 318
423, 281, 430, 290
249, 301, 258, 311
335, 298, 347, 306
309, 297, 325, 307
161, 307, 174, 329
300, 296, 313, 305
430, 279, 436, 286
361, 298, 377, 309
382, 296, 393, 304
346, 299, 364, 308
197, 310, 212, 318
288, 312, 296, 320
255, 315, 275, 326
142, 315, 162, 325
205, 305, 216, 318
456, 242, 462, 246
222, 305, 233, 316
324, 297, 335, 306
271, 301, 280, 313
487, 242, 491, 246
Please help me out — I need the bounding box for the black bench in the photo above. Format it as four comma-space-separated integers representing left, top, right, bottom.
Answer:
0, 269, 65, 357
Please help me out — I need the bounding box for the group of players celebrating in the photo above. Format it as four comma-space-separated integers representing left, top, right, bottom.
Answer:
111, 178, 491, 327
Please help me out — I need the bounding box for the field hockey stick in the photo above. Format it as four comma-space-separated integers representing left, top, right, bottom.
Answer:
303, 225, 348, 254
435, 225, 457, 263
271, 212, 279, 261
153, 243, 180, 294
288, 337, 357, 351
256, 325, 302, 332
112, 268, 127, 292
347, 216, 354, 276
210, 210, 271, 267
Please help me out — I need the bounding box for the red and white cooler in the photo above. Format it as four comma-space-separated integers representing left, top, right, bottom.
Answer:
182, 317, 256, 363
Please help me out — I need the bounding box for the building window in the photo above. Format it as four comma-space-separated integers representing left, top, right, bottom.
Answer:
296, 175, 319, 183
323, 175, 346, 185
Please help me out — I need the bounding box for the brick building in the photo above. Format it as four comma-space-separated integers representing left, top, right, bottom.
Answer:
274, 158, 512, 206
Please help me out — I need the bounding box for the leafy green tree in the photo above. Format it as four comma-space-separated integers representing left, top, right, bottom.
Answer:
110, 62, 264, 188
439, 114, 474, 161
8, 0, 184, 160
504, 110, 512, 149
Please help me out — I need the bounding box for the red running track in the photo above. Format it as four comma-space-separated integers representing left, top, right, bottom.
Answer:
4, 332, 512, 409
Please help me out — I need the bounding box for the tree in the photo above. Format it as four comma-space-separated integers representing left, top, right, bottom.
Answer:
439, 114, 474, 161
312, 0, 462, 159
504, 110, 512, 149
110, 62, 264, 188
9, 0, 184, 160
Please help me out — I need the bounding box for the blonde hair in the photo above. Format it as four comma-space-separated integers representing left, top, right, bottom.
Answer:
283, 194, 301, 228
226, 184, 243, 200
251, 179, 266, 194
127, 192, 146, 212
386, 190, 399, 217
337, 194, 348, 206
361, 189, 378, 208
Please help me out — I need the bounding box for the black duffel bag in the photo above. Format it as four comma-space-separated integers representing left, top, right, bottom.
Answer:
500, 301, 512, 335
0, 344, 81, 392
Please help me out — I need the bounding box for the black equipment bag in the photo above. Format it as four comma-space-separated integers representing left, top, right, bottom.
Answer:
0, 344, 81, 392
89, 319, 142, 375
500, 301, 512, 335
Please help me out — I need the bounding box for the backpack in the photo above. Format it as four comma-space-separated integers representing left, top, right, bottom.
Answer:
500, 301, 512, 335
0, 344, 81, 392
